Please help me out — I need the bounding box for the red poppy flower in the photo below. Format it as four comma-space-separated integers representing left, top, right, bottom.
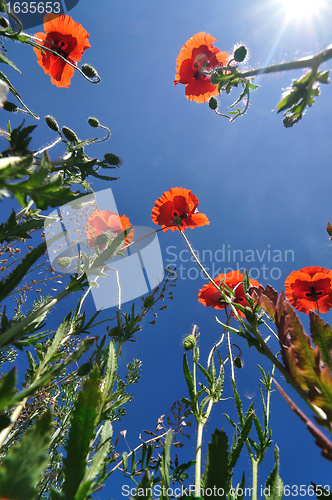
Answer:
198, 271, 261, 317
33, 14, 90, 88
174, 32, 229, 103
85, 209, 134, 250
151, 187, 209, 232
284, 266, 332, 314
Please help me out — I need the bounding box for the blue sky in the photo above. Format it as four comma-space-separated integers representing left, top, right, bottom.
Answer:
2, 0, 332, 498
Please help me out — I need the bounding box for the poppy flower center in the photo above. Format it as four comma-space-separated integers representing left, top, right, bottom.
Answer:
305, 286, 323, 301
172, 210, 188, 226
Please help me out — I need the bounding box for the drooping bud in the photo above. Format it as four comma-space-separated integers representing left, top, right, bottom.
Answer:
183, 334, 196, 351
2, 102, 18, 112
81, 64, 99, 79
0, 17, 9, 29
45, 115, 60, 133
62, 126, 78, 144
208, 97, 218, 110
104, 153, 121, 165
88, 117, 100, 128
234, 356, 243, 369
233, 45, 247, 63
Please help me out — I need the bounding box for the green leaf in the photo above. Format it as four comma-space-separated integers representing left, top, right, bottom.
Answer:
0, 367, 16, 411
232, 379, 245, 426
100, 340, 117, 411
264, 445, 283, 499
0, 410, 52, 500
160, 431, 172, 499
62, 366, 101, 500
183, 353, 196, 406
202, 428, 229, 498
134, 471, 154, 500
0, 51, 22, 73
311, 482, 332, 498
122, 451, 128, 475
12, 337, 95, 405
83, 420, 112, 484
37, 314, 72, 375
0, 73, 39, 118
0, 209, 44, 243
229, 405, 254, 471
316, 70, 330, 84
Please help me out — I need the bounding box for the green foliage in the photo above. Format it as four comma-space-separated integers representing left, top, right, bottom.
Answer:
62, 366, 101, 499
0, 410, 52, 500
0, 209, 44, 243
276, 70, 329, 127
264, 446, 283, 500
202, 429, 230, 499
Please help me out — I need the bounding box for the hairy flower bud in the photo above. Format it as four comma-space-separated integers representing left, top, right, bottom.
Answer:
45, 115, 60, 133
208, 97, 218, 110
183, 334, 196, 351
62, 126, 78, 144
81, 64, 99, 78
104, 153, 121, 165
88, 117, 100, 128
234, 45, 247, 63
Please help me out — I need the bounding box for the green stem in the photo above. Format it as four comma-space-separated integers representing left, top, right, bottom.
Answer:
251, 457, 258, 500
227, 330, 235, 382
237, 45, 332, 79
195, 420, 204, 496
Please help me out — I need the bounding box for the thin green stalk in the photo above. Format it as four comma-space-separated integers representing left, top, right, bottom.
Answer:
227, 330, 235, 382
266, 364, 275, 430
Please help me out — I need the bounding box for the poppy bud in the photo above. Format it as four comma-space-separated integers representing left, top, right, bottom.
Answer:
208, 97, 218, 110
104, 153, 121, 166
183, 334, 196, 351
2, 102, 18, 112
88, 117, 100, 128
234, 356, 243, 369
94, 232, 113, 246
81, 64, 99, 79
233, 45, 247, 62
144, 295, 155, 308
45, 115, 60, 133
0, 17, 9, 29
57, 257, 71, 269
62, 126, 78, 144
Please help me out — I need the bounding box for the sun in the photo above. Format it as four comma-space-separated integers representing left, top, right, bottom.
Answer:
281, 0, 326, 19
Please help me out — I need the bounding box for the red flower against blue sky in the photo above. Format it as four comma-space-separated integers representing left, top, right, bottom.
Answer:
151, 187, 209, 232
174, 32, 229, 103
